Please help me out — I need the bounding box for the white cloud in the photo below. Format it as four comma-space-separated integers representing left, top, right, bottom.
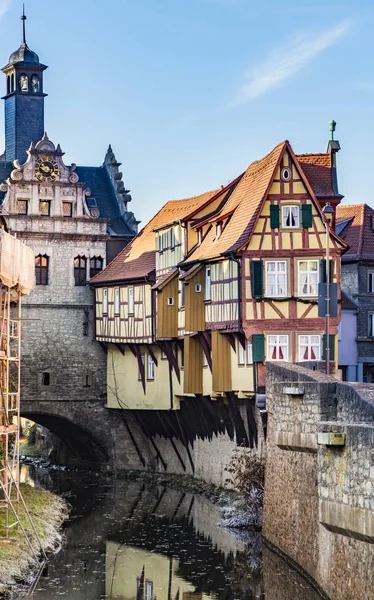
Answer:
0, 0, 10, 19
234, 19, 351, 104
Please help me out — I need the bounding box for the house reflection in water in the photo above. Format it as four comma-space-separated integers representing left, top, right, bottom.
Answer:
105, 543, 212, 600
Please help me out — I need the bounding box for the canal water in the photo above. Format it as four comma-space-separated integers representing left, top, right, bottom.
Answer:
18, 465, 322, 600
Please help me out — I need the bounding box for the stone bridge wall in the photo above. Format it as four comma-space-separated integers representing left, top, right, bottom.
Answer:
263, 362, 374, 600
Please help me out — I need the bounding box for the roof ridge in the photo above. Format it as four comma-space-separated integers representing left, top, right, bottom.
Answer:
296, 152, 329, 157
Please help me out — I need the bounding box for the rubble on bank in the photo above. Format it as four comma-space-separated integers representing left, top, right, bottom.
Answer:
0, 484, 68, 598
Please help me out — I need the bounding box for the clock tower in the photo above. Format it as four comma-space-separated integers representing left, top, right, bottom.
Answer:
1, 8, 47, 163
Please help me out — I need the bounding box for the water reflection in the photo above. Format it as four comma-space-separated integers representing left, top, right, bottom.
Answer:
19, 466, 321, 600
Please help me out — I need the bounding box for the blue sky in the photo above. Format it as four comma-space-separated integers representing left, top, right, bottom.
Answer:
0, 0, 372, 226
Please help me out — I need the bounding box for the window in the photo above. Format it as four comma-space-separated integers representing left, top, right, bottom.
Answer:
90, 256, 103, 279
147, 354, 155, 380
197, 228, 202, 245
266, 261, 287, 296
170, 228, 175, 250
19, 73, 28, 91
299, 335, 321, 361
103, 289, 108, 314
282, 206, 299, 228
238, 341, 245, 365
42, 372, 50, 386
138, 353, 145, 380
180, 283, 185, 308
298, 260, 319, 296
369, 314, 374, 337
74, 256, 87, 286
281, 167, 291, 182
31, 74, 39, 93
205, 266, 211, 300
338, 322, 342, 341
161, 350, 167, 360
146, 581, 153, 600
203, 351, 208, 367
63, 202, 72, 217
180, 346, 184, 369
17, 200, 28, 215
128, 287, 134, 314
216, 222, 222, 238
267, 335, 289, 361
39, 200, 50, 216
369, 272, 374, 293
114, 288, 120, 314
35, 254, 49, 285
158, 233, 163, 253
247, 342, 253, 365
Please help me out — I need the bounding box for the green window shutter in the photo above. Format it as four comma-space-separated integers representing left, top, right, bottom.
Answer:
302, 204, 313, 228
320, 259, 334, 284
270, 205, 280, 229
252, 334, 265, 363
322, 334, 335, 361
251, 260, 263, 297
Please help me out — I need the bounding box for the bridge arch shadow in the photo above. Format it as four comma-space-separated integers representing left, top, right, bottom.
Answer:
21, 411, 110, 465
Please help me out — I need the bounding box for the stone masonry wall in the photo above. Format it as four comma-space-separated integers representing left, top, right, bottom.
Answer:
263, 362, 374, 600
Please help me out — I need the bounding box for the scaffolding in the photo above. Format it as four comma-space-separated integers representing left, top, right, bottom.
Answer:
0, 228, 46, 565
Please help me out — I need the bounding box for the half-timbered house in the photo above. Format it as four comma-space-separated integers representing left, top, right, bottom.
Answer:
91, 134, 346, 458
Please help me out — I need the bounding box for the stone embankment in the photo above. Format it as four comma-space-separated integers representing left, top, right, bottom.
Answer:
0, 484, 68, 598
263, 362, 374, 600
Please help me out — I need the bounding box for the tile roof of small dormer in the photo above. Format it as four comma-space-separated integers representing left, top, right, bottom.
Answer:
336, 204, 374, 261
90, 189, 219, 284
295, 153, 336, 198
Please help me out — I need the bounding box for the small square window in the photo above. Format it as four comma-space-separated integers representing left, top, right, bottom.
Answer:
39, 200, 50, 216
63, 202, 73, 217
17, 199, 28, 215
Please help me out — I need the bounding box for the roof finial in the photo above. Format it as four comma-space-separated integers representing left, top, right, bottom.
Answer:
329, 119, 336, 141
21, 4, 26, 45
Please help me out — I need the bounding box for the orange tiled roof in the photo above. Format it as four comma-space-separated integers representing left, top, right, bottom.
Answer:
296, 153, 336, 198
184, 141, 286, 263
336, 204, 374, 261
90, 189, 219, 284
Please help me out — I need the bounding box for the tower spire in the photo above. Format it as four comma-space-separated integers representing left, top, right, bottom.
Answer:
21, 4, 26, 45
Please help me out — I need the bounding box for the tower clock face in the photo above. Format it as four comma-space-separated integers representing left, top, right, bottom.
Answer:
34, 156, 59, 182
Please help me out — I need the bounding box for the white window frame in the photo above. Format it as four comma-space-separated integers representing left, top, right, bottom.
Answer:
282, 205, 299, 228
369, 313, 374, 337
128, 287, 134, 314
103, 288, 108, 314
158, 233, 163, 253
170, 228, 175, 250
247, 342, 253, 365
147, 353, 155, 380
114, 287, 120, 315
146, 581, 153, 600
266, 334, 289, 361
369, 272, 374, 293
238, 341, 245, 365
265, 261, 287, 297
205, 266, 211, 300
298, 334, 321, 361
138, 353, 145, 381
298, 260, 319, 297
338, 322, 342, 342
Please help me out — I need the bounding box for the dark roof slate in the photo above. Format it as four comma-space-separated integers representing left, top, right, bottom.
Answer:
75, 166, 134, 237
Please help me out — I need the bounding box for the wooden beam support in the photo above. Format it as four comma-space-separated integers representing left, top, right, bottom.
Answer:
159, 341, 180, 384
198, 332, 212, 371
223, 332, 236, 352
115, 343, 125, 356
129, 344, 146, 393
148, 345, 158, 367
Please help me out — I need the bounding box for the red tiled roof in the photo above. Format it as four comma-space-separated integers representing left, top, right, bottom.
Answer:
296, 153, 335, 198
185, 141, 286, 263
336, 204, 374, 261
90, 190, 219, 284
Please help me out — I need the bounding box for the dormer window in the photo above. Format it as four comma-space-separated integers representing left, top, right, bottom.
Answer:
197, 228, 202, 245
216, 222, 222, 238
282, 205, 299, 228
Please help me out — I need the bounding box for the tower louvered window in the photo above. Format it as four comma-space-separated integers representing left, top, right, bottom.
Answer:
74, 256, 87, 286
35, 254, 49, 285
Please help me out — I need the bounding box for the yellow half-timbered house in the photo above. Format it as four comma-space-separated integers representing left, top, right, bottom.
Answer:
91, 134, 347, 455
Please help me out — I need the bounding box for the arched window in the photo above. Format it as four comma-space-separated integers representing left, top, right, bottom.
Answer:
89, 256, 103, 279
6, 76, 10, 95
74, 256, 87, 286
35, 255, 49, 285
19, 73, 28, 92
31, 74, 39, 93
11, 73, 15, 92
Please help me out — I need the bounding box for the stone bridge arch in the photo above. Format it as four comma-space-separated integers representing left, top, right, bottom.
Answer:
21, 399, 145, 470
